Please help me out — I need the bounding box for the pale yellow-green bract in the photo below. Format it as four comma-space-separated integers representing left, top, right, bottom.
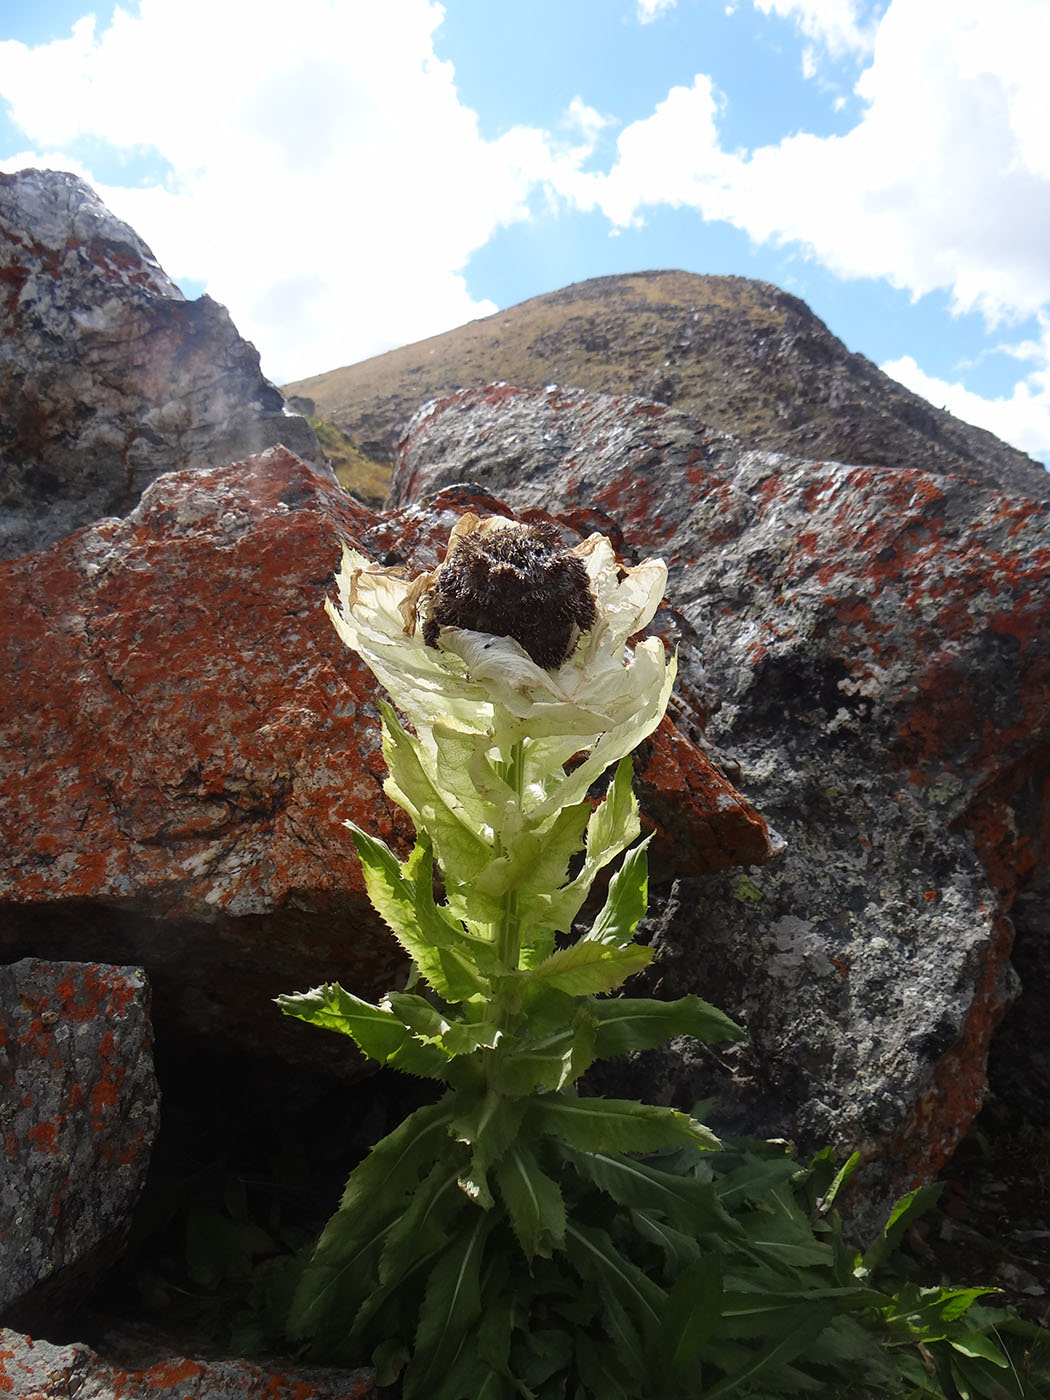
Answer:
325, 526, 676, 836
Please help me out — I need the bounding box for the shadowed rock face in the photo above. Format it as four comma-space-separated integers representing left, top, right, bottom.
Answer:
0, 446, 772, 1077
395, 384, 1050, 1222
0, 168, 324, 560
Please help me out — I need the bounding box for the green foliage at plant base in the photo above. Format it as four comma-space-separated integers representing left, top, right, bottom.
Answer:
267, 1076, 1048, 1398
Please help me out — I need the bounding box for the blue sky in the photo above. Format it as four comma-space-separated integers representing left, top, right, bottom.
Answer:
1, 0, 1048, 468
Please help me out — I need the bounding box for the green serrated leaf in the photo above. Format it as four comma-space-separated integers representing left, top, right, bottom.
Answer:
450, 1090, 530, 1208
573, 1330, 633, 1400
629, 1208, 703, 1274
519, 938, 654, 997
528, 1094, 720, 1156
379, 702, 494, 884
589, 994, 744, 1060
470, 1292, 521, 1400
276, 982, 452, 1080
947, 1346, 1027, 1400
348, 824, 497, 1001
818, 1150, 861, 1212
884, 1284, 994, 1334
290, 1100, 459, 1341
544, 756, 641, 932
378, 1162, 468, 1286
938, 1288, 1002, 1323
289, 1197, 393, 1343
404, 1211, 494, 1399
738, 1202, 836, 1274
484, 1033, 576, 1096
563, 1146, 739, 1236
512, 1317, 575, 1390
440, 1017, 504, 1056
564, 1219, 666, 1344
339, 1098, 458, 1213
661, 1255, 724, 1377
714, 1155, 801, 1209
719, 1285, 889, 1320
700, 1301, 836, 1400
385, 990, 450, 1039
862, 1183, 944, 1274
583, 836, 651, 949
494, 1145, 567, 1260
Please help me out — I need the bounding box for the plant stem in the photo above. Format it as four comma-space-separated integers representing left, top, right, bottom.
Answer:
495, 740, 526, 972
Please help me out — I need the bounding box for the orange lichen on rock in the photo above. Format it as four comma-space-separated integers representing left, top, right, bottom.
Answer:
0, 1329, 376, 1399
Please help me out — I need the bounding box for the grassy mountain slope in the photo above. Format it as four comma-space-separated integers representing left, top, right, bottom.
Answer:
284, 270, 1047, 503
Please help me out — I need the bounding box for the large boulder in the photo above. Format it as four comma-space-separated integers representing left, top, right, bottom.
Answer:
394, 384, 1050, 1217
0, 168, 324, 560
0, 446, 773, 1077
0, 959, 159, 1328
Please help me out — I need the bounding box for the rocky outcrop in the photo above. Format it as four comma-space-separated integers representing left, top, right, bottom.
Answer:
395, 384, 1050, 1217
0, 446, 773, 1077
0, 169, 324, 560
285, 270, 1049, 500
0, 960, 158, 1328
0, 1330, 375, 1399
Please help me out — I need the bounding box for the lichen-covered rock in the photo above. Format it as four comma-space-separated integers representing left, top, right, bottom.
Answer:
0, 960, 158, 1327
0, 1330, 375, 1399
395, 384, 1050, 1218
0, 448, 772, 1075
0, 168, 324, 560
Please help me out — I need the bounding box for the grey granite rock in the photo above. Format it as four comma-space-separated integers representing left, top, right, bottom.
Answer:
0, 168, 325, 560
0, 1329, 376, 1398
0, 960, 159, 1327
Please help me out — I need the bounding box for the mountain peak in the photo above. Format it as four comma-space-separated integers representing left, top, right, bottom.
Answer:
284, 270, 1047, 503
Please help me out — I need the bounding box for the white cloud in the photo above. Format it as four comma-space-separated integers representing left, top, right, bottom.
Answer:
0, 0, 582, 382
563, 96, 615, 147
555, 0, 1050, 456
566, 74, 733, 229
890, 336, 1050, 467
636, 0, 677, 22
572, 0, 1050, 328
752, 0, 878, 61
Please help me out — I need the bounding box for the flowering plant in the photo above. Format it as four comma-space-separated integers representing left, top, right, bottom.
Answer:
276, 513, 1047, 1400
279, 514, 741, 1395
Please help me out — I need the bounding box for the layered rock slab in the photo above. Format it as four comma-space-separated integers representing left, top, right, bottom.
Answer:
0, 960, 159, 1327
0, 447, 772, 1075
396, 384, 1050, 1216
0, 168, 323, 560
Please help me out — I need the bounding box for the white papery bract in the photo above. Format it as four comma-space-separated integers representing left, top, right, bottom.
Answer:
325, 518, 675, 953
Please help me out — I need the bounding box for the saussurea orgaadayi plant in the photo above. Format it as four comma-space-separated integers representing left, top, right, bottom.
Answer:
277, 514, 1045, 1400
278, 514, 743, 1392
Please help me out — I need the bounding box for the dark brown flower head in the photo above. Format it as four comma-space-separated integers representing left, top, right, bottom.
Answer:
421, 519, 597, 670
